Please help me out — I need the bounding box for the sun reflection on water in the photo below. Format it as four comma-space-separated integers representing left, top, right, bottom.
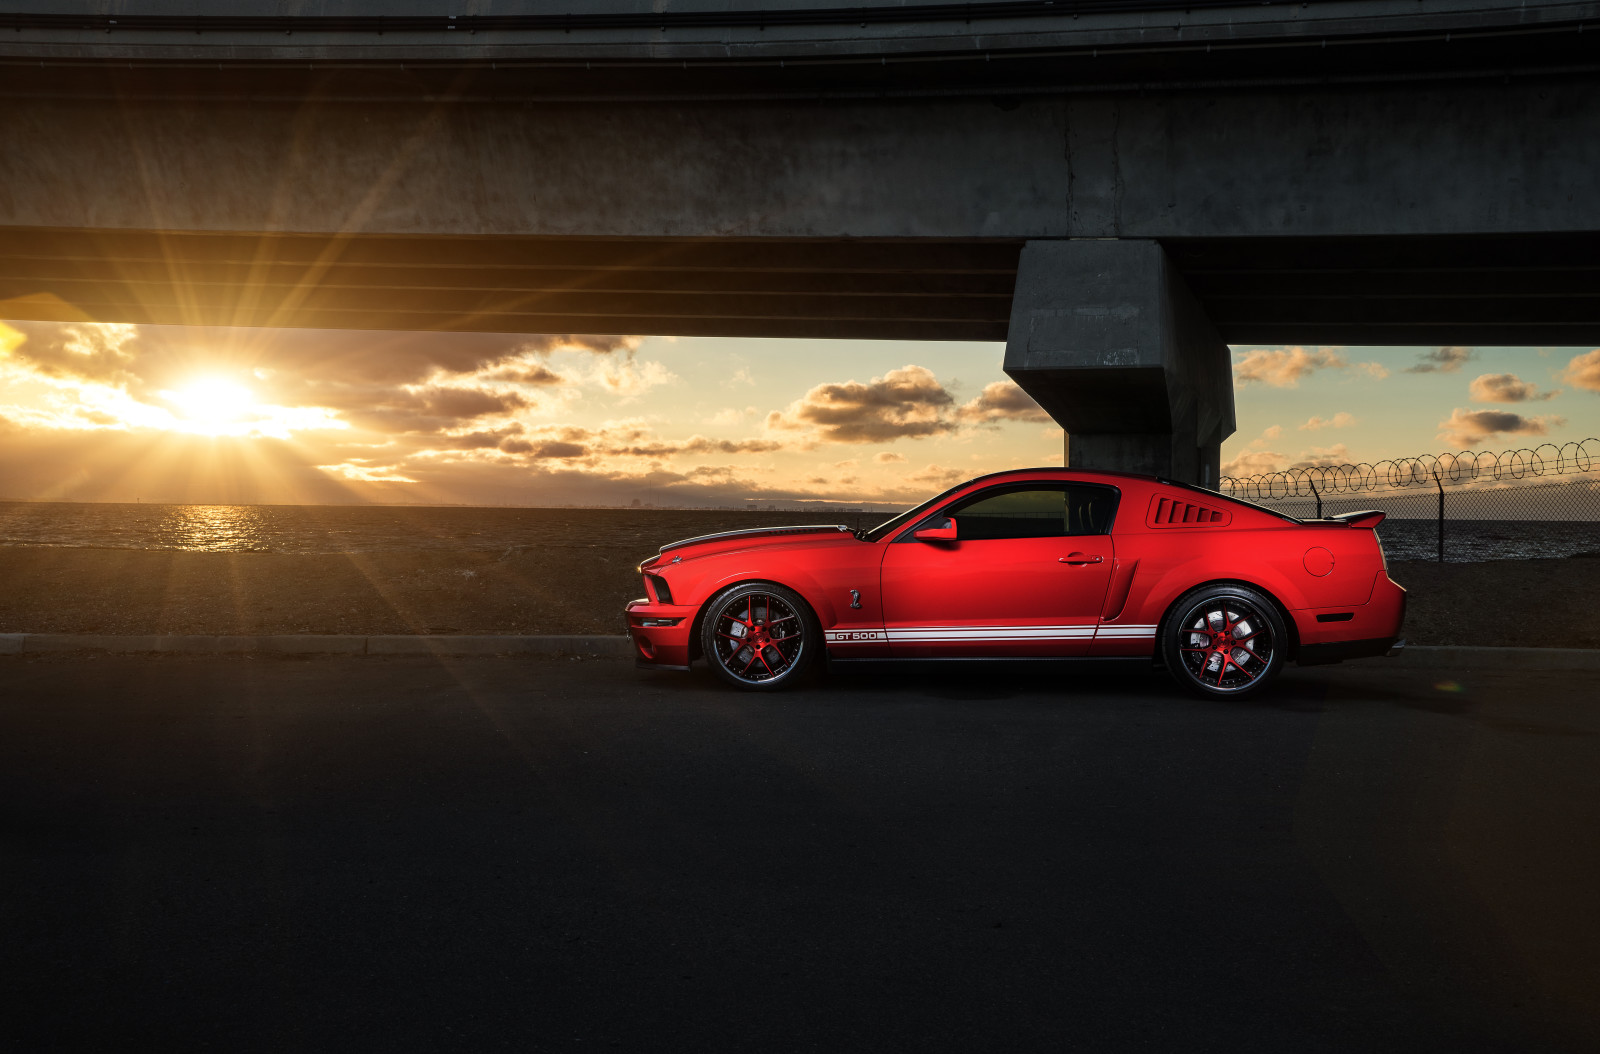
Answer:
150, 505, 274, 552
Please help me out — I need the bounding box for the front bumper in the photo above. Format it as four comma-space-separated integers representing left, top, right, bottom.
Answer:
624, 598, 696, 670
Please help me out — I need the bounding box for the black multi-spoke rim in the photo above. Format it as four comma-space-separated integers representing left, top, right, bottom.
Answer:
712, 591, 805, 684
1176, 598, 1276, 693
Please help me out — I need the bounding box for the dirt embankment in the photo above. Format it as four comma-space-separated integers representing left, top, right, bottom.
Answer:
1386, 558, 1600, 649
1, 549, 1596, 648
0, 546, 649, 636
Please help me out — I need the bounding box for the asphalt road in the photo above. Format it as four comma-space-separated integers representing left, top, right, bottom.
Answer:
1, 654, 1596, 1053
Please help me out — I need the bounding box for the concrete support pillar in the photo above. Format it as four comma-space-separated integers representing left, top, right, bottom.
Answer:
1003, 239, 1235, 487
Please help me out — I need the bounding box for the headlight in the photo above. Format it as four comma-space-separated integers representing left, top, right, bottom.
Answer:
644, 574, 675, 604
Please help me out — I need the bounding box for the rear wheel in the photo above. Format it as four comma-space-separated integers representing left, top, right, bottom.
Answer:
700, 583, 819, 691
1162, 584, 1286, 699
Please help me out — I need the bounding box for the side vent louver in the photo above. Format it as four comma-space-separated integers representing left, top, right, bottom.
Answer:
1146, 495, 1231, 528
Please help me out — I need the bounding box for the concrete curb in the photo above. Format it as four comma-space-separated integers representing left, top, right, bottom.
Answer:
5, 633, 634, 657
1, 636, 1596, 670
1389, 645, 1600, 671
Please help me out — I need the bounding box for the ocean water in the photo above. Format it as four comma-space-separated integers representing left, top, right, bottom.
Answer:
0, 502, 884, 556
1373, 519, 1600, 562
1, 501, 1595, 562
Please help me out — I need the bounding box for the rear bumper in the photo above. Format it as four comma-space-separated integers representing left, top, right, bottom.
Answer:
624, 598, 696, 670
1298, 636, 1404, 666
1293, 571, 1407, 666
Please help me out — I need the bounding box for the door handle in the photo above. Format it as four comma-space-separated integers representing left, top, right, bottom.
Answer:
1059, 553, 1103, 565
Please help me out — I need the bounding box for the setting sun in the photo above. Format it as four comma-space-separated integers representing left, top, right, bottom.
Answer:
164, 378, 255, 434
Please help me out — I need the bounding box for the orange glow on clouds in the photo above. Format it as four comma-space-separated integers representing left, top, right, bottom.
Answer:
0, 320, 1061, 507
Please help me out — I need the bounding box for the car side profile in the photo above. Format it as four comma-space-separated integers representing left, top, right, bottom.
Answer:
624, 468, 1406, 698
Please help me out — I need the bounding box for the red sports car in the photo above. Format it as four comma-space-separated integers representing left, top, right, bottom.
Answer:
625, 468, 1406, 698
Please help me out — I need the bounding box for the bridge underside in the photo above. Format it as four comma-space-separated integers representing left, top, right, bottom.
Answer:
3, 0, 1599, 484
0, 229, 1020, 342
4, 228, 1598, 347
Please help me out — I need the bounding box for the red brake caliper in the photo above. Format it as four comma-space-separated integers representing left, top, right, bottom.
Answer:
1214, 608, 1263, 685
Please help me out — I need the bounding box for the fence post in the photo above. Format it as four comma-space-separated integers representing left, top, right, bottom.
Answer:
1433, 469, 1445, 562
1308, 478, 1322, 519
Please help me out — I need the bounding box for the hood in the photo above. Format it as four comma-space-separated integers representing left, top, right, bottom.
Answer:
640, 525, 863, 569
658, 524, 855, 555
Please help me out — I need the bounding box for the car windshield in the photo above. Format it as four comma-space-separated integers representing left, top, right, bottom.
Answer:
859, 481, 970, 542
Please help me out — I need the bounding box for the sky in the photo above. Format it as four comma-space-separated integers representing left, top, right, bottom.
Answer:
0, 317, 1596, 509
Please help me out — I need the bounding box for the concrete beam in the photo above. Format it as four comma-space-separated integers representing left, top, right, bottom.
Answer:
1004, 239, 1234, 485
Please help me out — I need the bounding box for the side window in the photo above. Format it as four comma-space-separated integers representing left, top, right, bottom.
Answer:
950, 487, 1066, 541
938, 484, 1118, 541
1066, 485, 1118, 535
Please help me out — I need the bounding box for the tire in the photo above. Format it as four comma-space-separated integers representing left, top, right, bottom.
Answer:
1161, 584, 1287, 700
700, 582, 821, 691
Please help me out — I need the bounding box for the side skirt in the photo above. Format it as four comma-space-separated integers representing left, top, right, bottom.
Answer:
825, 654, 1159, 666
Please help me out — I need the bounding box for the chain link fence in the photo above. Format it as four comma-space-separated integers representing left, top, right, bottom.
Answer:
1219, 439, 1600, 563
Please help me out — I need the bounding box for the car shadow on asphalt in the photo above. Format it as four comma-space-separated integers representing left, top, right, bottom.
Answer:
641, 655, 1337, 711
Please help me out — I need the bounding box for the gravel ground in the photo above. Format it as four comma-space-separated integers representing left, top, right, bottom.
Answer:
2, 547, 1596, 648
1387, 557, 1600, 649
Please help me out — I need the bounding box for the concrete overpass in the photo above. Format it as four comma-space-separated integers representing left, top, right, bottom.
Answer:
2, 0, 1598, 483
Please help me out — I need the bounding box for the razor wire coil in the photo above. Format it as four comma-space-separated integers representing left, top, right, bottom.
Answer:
1220, 438, 1600, 500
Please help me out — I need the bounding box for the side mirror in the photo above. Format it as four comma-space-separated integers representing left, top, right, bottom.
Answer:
913, 517, 957, 542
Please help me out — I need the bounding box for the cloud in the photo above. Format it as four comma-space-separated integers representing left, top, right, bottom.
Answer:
0, 322, 1090, 510
1353, 362, 1391, 379
766, 369, 1052, 446
1405, 346, 1474, 374
595, 358, 677, 399
1291, 443, 1354, 469
516, 334, 642, 357
0, 320, 643, 437
1560, 350, 1600, 393
1299, 412, 1357, 431
954, 381, 1051, 425
1468, 373, 1558, 403
1437, 408, 1566, 448
705, 406, 759, 426
1221, 449, 1289, 477
905, 463, 964, 486
437, 426, 525, 450
1261, 425, 1283, 440
496, 440, 589, 459
337, 386, 530, 435
602, 435, 784, 458
766, 364, 956, 443
1232, 346, 1348, 387
493, 363, 568, 386
420, 387, 528, 420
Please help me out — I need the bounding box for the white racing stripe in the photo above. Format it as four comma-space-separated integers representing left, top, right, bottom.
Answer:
1097, 624, 1158, 638
892, 626, 1094, 641
828, 623, 1158, 644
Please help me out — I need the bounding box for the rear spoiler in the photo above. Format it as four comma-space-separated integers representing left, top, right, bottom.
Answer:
1307, 510, 1386, 529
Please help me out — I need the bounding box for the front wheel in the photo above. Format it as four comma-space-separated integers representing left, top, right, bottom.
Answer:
700, 583, 820, 691
1162, 584, 1287, 699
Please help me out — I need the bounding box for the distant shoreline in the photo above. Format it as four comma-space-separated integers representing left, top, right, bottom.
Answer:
0, 498, 905, 513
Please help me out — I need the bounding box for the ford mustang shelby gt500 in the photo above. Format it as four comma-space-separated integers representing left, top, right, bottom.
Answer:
624, 468, 1406, 698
